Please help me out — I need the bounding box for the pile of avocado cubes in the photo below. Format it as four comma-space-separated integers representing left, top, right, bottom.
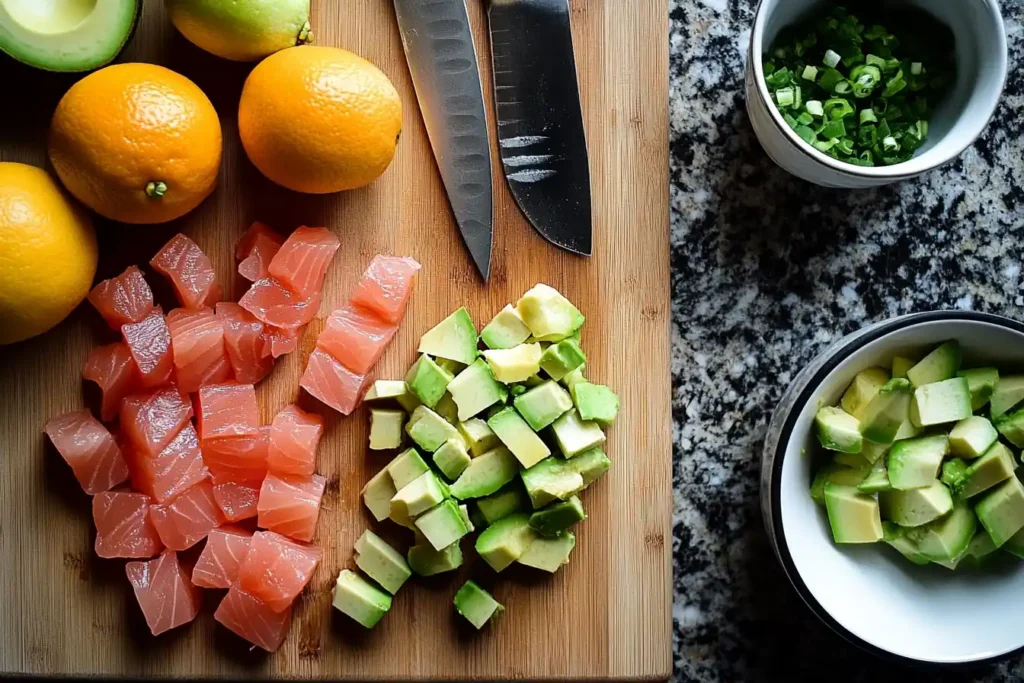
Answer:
330, 284, 618, 630
812, 340, 1024, 569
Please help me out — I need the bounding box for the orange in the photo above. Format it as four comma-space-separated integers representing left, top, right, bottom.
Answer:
48, 63, 222, 224
238, 46, 401, 194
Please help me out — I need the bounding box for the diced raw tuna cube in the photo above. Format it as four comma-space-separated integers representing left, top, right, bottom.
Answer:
120, 386, 193, 458
315, 304, 397, 375
44, 410, 129, 495
122, 309, 174, 388
216, 302, 274, 384
349, 255, 421, 324
261, 324, 301, 359
126, 551, 201, 636
150, 233, 222, 309
129, 423, 208, 504
82, 342, 140, 422
237, 530, 322, 612
268, 226, 340, 298
87, 265, 155, 330
256, 472, 326, 543
167, 307, 232, 393
192, 527, 253, 589
203, 426, 270, 484
300, 349, 371, 416
212, 480, 261, 521
93, 491, 164, 559
266, 404, 324, 477
148, 479, 224, 551
236, 221, 284, 283
214, 584, 292, 652
239, 277, 322, 330
196, 383, 259, 440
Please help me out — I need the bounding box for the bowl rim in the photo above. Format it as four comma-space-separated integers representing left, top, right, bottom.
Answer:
750, 0, 1008, 180
768, 310, 1024, 665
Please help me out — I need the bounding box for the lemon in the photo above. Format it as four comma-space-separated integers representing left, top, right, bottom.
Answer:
0, 162, 97, 345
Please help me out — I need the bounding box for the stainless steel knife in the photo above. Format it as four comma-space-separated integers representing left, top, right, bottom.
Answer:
488, 0, 592, 256
393, 0, 494, 280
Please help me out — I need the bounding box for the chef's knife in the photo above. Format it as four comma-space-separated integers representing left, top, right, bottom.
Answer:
393, 0, 494, 280
488, 0, 592, 256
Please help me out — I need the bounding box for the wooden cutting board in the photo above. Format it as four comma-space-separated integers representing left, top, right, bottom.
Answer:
0, 0, 670, 679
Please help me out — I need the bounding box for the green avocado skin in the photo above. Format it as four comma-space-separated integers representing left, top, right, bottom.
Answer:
166, 0, 310, 62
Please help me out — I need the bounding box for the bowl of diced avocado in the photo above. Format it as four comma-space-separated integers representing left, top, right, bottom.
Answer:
761, 311, 1024, 664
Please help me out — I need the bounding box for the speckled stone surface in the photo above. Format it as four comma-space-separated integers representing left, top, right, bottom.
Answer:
669, 2, 1024, 681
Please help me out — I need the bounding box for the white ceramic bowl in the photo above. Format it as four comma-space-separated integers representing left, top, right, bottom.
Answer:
761, 312, 1024, 664
746, 0, 1007, 188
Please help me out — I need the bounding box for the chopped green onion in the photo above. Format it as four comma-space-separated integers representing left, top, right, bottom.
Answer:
765, 67, 793, 88
884, 58, 901, 73
835, 138, 855, 155
783, 112, 798, 129
776, 87, 795, 107
806, 100, 824, 117
859, 109, 877, 124
794, 125, 817, 144
865, 54, 886, 68
915, 120, 928, 138
824, 98, 854, 120
792, 85, 803, 109
796, 111, 814, 126
910, 62, 923, 76
882, 135, 899, 152
834, 80, 852, 95
820, 118, 847, 139
882, 70, 906, 98
814, 138, 839, 152
802, 65, 819, 81
823, 49, 841, 67
818, 68, 844, 91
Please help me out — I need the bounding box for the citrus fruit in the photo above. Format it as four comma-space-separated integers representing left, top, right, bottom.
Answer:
166, 0, 312, 62
48, 63, 222, 224
0, 162, 97, 345
238, 46, 401, 194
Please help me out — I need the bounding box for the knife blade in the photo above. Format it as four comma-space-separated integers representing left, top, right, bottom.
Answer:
488, 0, 592, 256
393, 0, 494, 280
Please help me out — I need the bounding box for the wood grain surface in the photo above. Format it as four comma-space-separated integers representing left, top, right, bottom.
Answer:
0, 0, 671, 679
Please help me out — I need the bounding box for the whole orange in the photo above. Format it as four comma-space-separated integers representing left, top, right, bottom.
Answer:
238, 46, 402, 194
48, 63, 222, 224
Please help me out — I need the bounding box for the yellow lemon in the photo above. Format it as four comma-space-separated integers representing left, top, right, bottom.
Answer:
0, 162, 97, 345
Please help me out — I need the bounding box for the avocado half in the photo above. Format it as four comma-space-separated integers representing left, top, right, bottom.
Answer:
0, 0, 140, 72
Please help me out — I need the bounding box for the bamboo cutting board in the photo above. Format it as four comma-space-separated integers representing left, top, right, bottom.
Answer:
0, 0, 670, 679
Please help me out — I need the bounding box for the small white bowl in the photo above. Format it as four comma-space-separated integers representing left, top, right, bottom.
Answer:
746, 0, 1007, 188
761, 312, 1024, 664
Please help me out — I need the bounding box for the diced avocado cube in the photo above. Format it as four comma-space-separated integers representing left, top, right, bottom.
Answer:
414, 499, 470, 551
405, 406, 460, 452
906, 340, 961, 387
957, 367, 999, 411
966, 530, 999, 561
857, 461, 891, 493
521, 456, 585, 508
823, 484, 883, 544
516, 283, 585, 342
514, 381, 573, 431
433, 392, 460, 424
529, 495, 586, 536
457, 417, 500, 456
524, 373, 546, 387
354, 530, 412, 595
481, 304, 532, 350
814, 406, 862, 454
881, 522, 931, 565
475, 512, 538, 571
991, 375, 1024, 419
562, 364, 587, 390
432, 438, 472, 481
332, 569, 392, 629
809, 463, 871, 504
571, 382, 620, 427
449, 446, 520, 499
405, 355, 455, 408
841, 366, 890, 420
906, 500, 976, 561
389, 504, 416, 529
891, 356, 917, 380
391, 470, 446, 518
453, 580, 503, 629
975, 476, 1024, 547
948, 415, 998, 458
860, 440, 890, 465
407, 541, 464, 576
418, 307, 478, 365
859, 378, 912, 444
1002, 527, 1024, 560
435, 358, 467, 375
959, 442, 1016, 499
995, 407, 1024, 448
458, 504, 475, 533
447, 358, 507, 420
887, 434, 948, 490
387, 448, 430, 490
910, 377, 972, 427
568, 446, 610, 487
518, 532, 576, 573
477, 484, 528, 525
833, 452, 870, 468
365, 380, 420, 413
551, 410, 606, 457
893, 418, 922, 442
539, 339, 586, 381
878, 480, 952, 527
362, 467, 398, 522
482, 343, 543, 384
488, 406, 550, 468
369, 409, 406, 450
941, 458, 970, 491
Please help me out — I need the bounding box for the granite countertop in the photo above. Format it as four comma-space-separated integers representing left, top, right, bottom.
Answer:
669, 2, 1024, 681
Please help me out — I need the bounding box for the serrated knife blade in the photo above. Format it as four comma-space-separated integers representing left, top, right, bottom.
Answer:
393, 0, 494, 280
488, 0, 592, 256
